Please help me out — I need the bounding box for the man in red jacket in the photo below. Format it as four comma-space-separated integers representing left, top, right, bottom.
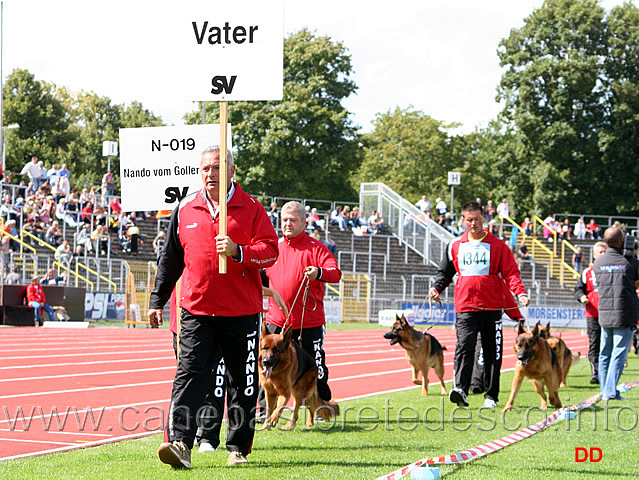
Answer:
429, 201, 529, 409
574, 241, 607, 384
148, 146, 278, 469
26, 276, 55, 326
263, 201, 342, 403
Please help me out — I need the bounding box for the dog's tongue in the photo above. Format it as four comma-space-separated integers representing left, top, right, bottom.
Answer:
262, 366, 272, 379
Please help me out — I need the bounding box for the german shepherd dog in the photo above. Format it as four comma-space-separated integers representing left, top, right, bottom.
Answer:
383, 315, 447, 396
258, 324, 339, 430
538, 322, 579, 387
503, 322, 562, 412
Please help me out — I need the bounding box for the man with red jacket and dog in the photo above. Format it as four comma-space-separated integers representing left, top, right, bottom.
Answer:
148, 146, 278, 469
574, 240, 607, 384
262, 200, 342, 404
429, 200, 529, 409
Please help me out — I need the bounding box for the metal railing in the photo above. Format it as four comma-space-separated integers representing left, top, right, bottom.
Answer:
337, 250, 387, 279
359, 183, 453, 267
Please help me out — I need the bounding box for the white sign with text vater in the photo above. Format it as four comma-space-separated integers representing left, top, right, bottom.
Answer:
119, 124, 231, 212
169, 0, 283, 101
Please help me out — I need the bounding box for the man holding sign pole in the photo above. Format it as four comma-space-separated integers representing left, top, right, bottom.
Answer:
148, 146, 278, 468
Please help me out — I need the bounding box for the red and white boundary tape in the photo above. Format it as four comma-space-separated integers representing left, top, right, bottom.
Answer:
375, 381, 639, 480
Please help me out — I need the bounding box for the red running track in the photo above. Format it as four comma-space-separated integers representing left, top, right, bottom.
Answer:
0, 325, 591, 461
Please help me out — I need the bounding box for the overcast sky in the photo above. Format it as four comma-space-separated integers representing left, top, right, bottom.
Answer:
3, 0, 631, 134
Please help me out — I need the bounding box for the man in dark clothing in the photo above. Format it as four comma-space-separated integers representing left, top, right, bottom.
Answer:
593, 227, 639, 401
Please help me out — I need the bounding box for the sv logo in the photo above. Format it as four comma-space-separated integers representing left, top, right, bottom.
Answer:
164, 186, 190, 204
211, 75, 237, 95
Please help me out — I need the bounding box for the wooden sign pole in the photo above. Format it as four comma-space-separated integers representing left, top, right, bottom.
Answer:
219, 101, 229, 274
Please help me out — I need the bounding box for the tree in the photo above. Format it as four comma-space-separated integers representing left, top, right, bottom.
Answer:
353, 107, 458, 204
496, 0, 639, 215
3, 69, 71, 174
185, 29, 361, 201
3, 68, 164, 189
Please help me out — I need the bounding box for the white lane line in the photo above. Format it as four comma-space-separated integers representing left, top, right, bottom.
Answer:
0, 343, 167, 354
0, 430, 162, 461
0, 366, 176, 383
0, 356, 175, 371
0, 437, 76, 446
0, 349, 170, 361
0, 380, 173, 400
0, 398, 171, 427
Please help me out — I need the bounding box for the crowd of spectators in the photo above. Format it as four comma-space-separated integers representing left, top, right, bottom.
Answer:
0, 159, 154, 282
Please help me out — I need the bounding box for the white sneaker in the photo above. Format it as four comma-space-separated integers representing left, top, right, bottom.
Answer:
198, 441, 216, 453
483, 398, 498, 408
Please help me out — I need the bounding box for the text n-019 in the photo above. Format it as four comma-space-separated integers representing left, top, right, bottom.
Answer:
151, 138, 196, 152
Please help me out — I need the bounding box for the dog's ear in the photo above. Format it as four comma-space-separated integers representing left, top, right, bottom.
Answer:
261, 321, 269, 337
517, 321, 526, 335
532, 322, 541, 338
399, 314, 408, 325
282, 325, 293, 344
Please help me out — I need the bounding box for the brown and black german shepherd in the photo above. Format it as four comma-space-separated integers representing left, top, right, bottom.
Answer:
538, 322, 579, 387
503, 322, 562, 412
383, 315, 447, 397
258, 324, 339, 430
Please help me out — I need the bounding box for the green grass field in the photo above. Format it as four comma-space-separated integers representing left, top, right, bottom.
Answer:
1, 351, 637, 479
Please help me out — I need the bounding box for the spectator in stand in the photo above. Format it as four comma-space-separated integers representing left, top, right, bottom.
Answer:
37, 161, 47, 186
127, 221, 143, 255
415, 195, 432, 215
3, 219, 18, 251
587, 219, 601, 240
45, 221, 62, 247
26, 182, 36, 198
75, 223, 94, 255
330, 206, 347, 230
543, 215, 558, 242
484, 200, 495, 222
27, 276, 55, 326
94, 204, 107, 226
89, 186, 101, 207
443, 212, 460, 235
101, 170, 115, 201
92, 224, 110, 255
5, 266, 20, 284
560, 219, 572, 241
574, 241, 607, 384
51, 180, 66, 204
267, 202, 278, 227
324, 234, 337, 256
368, 210, 385, 234
521, 217, 533, 236
58, 163, 71, 180
109, 196, 122, 215
80, 188, 91, 209
435, 197, 447, 216
41, 267, 65, 286
55, 239, 73, 267
351, 211, 368, 230
20, 157, 44, 189
496, 198, 509, 237
81, 201, 94, 225
572, 246, 584, 274
574, 218, 586, 240
0, 197, 19, 222
47, 164, 60, 187
517, 239, 532, 270
56, 198, 77, 228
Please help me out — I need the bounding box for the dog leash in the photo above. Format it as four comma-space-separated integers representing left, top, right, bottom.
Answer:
282, 275, 318, 342
419, 296, 444, 332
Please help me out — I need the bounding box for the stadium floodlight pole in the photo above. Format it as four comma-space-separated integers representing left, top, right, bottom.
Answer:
0, 0, 4, 177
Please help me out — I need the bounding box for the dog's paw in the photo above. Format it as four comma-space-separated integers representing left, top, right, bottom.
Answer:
412, 379, 421, 386
281, 421, 296, 430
